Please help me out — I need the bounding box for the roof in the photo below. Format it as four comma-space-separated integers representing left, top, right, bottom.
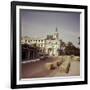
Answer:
22, 36, 45, 40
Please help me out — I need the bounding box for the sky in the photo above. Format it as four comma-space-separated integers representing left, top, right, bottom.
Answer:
20, 9, 80, 47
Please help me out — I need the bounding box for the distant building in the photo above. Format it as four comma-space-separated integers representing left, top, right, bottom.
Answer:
21, 28, 60, 56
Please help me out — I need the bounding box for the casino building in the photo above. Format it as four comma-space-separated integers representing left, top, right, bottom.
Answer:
21, 28, 60, 57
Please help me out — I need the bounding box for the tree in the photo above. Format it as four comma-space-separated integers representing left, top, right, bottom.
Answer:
65, 42, 75, 55
65, 41, 80, 56
78, 37, 80, 45
59, 40, 66, 55
32, 43, 37, 47
60, 39, 66, 48
67, 42, 73, 47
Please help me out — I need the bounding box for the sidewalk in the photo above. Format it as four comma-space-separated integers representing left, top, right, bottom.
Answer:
22, 58, 40, 64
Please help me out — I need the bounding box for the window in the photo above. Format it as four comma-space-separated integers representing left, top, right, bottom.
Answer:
28, 40, 30, 42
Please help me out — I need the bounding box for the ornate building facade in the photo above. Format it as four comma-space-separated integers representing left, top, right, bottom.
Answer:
21, 28, 60, 56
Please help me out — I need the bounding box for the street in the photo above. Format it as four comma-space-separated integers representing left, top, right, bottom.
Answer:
21, 56, 80, 79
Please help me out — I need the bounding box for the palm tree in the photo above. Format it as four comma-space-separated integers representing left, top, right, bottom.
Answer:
78, 37, 80, 45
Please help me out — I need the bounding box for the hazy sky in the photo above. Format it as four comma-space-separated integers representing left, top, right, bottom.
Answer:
20, 9, 80, 47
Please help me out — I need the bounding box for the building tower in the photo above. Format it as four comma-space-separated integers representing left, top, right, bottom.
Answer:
53, 27, 59, 39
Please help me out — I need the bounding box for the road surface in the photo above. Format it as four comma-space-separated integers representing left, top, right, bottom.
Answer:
21, 56, 80, 79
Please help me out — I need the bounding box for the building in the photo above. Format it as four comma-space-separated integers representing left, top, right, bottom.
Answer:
21, 28, 60, 56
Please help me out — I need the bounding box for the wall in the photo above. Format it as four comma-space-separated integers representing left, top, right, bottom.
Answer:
0, 0, 89, 90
